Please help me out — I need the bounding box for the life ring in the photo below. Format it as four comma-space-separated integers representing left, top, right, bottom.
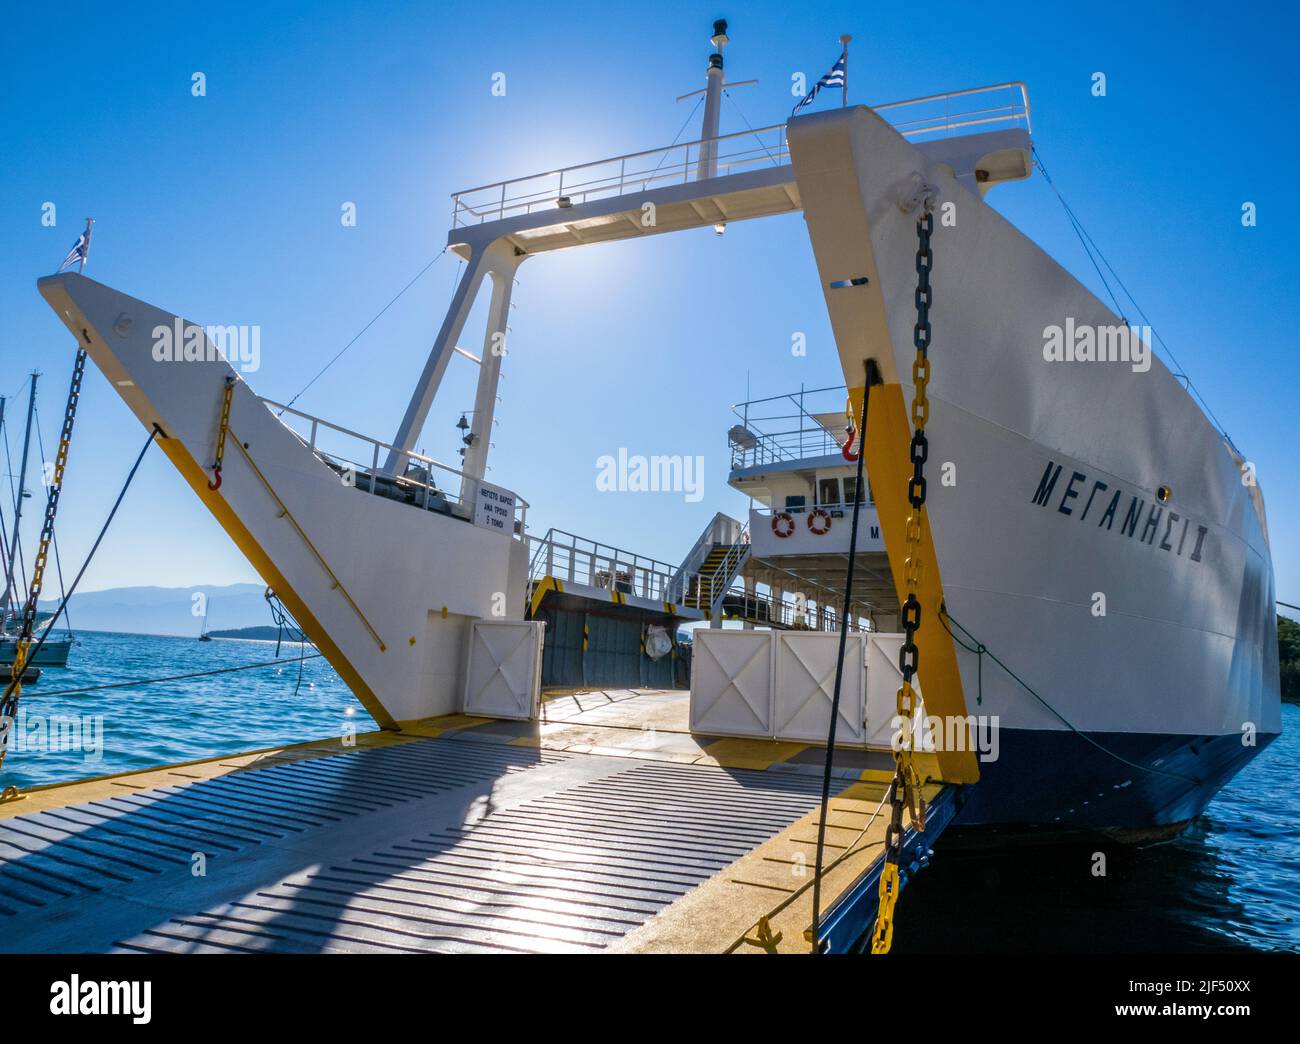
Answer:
771, 511, 796, 538
808, 508, 832, 535
842, 424, 860, 462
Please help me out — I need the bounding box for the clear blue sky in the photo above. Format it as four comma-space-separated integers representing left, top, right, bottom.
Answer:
1, 1, 1296, 610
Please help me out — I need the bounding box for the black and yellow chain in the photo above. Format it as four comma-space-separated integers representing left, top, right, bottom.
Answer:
871, 207, 935, 954
0, 348, 88, 775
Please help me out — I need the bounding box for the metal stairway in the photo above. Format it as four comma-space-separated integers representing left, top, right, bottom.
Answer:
681, 542, 748, 612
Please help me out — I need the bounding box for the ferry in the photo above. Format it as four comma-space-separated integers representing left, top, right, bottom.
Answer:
4, 19, 1281, 954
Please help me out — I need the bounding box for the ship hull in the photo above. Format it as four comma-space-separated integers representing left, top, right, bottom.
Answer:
955, 727, 1276, 833
788, 107, 1281, 831
1, 636, 72, 667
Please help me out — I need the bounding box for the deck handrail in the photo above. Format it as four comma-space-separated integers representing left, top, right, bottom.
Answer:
260, 397, 528, 528
526, 527, 680, 602
451, 82, 1031, 227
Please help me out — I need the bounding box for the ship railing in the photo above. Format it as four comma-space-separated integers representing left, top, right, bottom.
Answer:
875, 81, 1031, 141
452, 123, 790, 227
667, 512, 746, 604
526, 527, 679, 602
732, 425, 843, 469
729, 383, 849, 469
261, 398, 528, 532
721, 587, 860, 632
451, 82, 1030, 227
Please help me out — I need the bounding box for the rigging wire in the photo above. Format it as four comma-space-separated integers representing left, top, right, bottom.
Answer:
1, 404, 30, 612
723, 89, 783, 166
939, 607, 1202, 785
0, 427, 157, 710
1031, 144, 1234, 447
281, 246, 451, 412
25, 652, 324, 699
645, 96, 704, 182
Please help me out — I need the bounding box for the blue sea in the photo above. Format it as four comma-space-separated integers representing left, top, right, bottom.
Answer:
2, 631, 1295, 952
2, 631, 373, 789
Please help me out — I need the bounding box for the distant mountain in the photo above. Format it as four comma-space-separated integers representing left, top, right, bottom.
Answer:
37, 583, 276, 637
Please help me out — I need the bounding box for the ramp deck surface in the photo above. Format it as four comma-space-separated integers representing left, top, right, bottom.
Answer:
0, 689, 951, 953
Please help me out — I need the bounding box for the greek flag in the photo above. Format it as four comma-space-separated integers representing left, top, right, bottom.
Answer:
58, 228, 91, 273
792, 54, 846, 115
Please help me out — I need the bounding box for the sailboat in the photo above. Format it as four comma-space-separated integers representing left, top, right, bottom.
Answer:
198, 599, 213, 640
0, 374, 74, 669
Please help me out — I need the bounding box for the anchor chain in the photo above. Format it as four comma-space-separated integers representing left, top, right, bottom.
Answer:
871, 208, 936, 954
208, 376, 235, 490
0, 348, 88, 771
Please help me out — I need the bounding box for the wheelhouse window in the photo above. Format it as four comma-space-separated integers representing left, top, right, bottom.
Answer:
843, 477, 872, 505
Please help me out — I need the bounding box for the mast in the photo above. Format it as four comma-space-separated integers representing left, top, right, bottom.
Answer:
678, 17, 756, 189
696, 20, 728, 180
0, 375, 37, 628
840, 34, 852, 108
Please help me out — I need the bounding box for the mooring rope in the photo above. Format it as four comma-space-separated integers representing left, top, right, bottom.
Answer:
26, 652, 325, 699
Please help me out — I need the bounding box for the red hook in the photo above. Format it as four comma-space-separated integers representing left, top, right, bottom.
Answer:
207, 467, 222, 491
842, 424, 860, 462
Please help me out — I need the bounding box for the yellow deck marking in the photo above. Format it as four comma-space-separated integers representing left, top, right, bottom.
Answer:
529, 576, 563, 618
618, 780, 944, 953
698, 737, 809, 771
392, 713, 495, 738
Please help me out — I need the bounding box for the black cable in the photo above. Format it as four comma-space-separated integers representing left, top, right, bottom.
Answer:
940, 606, 1201, 785
1032, 144, 1233, 446
264, 587, 309, 699
810, 359, 875, 953
1, 427, 157, 713
26, 653, 324, 698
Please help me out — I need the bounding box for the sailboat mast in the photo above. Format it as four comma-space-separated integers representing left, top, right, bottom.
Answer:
0, 374, 38, 627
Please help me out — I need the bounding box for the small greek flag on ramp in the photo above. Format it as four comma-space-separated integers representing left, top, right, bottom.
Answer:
58, 228, 91, 272
792, 55, 846, 115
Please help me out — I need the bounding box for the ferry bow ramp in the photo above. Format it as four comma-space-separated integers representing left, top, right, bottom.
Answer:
11, 19, 1280, 957
0, 691, 957, 953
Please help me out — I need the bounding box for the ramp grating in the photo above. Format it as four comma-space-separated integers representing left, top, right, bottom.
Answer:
0, 738, 568, 919
120, 762, 832, 954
